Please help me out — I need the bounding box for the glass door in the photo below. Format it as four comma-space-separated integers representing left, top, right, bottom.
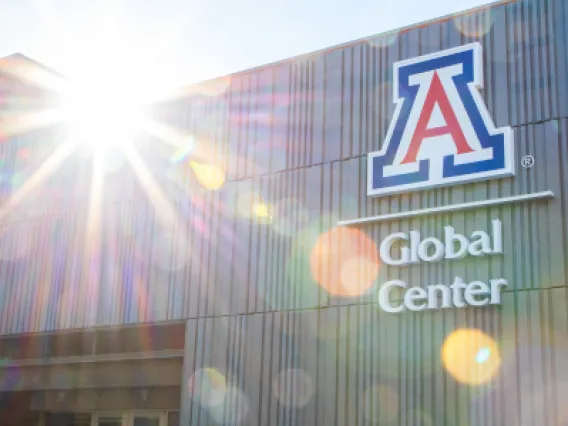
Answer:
92, 412, 127, 426
130, 412, 165, 426
91, 411, 166, 426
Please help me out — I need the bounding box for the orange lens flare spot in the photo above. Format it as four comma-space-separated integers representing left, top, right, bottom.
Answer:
442, 328, 501, 385
190, 161, 225, 190
310, 227, 379, 296
339, 257, 380, 296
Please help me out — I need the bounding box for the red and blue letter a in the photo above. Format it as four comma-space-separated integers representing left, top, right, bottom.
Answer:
368, 43, 514, 197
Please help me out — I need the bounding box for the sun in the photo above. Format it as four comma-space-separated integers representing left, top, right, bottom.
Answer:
0, 6, 227, 226
50, 26, 186, 156
57, 56, 157, 153
59, 83, 142, 152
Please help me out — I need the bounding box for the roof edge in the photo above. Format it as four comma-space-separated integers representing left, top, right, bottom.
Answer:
0, 53, 64, 78
182, 0, 517, 88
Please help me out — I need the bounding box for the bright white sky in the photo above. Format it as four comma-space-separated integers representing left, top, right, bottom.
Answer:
1, 0, 494, 88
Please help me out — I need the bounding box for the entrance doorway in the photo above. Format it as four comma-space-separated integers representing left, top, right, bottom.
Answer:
44, 413, 92, 426
44, 411, 169, 426
92, 412, 166, 426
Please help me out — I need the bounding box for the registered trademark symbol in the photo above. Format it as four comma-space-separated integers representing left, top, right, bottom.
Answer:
521, 155, 534, 168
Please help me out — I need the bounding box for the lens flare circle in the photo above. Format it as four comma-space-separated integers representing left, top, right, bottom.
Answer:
368, 32, 398, 48
310, 227, 379, 296
188, 368, 227, 407
442, 328, 501, 385
233, 189, 265, 219
407, 410, 434, 426
361, 384, 400, 423
453, 10, 494, 38
272, 198, 310, 236
190, 161, 225, 190
272, 369, 314, 407
208, 386, 249, 425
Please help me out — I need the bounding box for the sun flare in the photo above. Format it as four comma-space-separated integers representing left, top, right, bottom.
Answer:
57, 61, 158, 153
50, 29, 183, 155
59, 79, 146, 151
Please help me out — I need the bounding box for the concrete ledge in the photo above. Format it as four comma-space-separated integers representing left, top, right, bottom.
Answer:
338, 190, 555, 226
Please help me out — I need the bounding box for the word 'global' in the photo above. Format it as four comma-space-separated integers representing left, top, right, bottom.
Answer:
375, 219, 507, 313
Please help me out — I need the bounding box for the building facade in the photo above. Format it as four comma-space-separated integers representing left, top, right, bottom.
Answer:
1, 0, 568, 424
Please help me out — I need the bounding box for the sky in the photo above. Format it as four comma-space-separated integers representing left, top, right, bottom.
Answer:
0, 0, 495, 88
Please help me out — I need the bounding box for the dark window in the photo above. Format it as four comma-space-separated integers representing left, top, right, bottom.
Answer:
44, 332, 95, 358
95, 323, 185, 355
0, 323, 184, 360
167, 411, 180, 426
0, 334, 49, 360
44, 413, 91, 426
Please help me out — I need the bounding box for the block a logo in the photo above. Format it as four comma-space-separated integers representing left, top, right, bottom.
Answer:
368, 43, 514, 196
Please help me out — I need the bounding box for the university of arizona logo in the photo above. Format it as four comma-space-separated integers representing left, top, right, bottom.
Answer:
368, 43, 514, 196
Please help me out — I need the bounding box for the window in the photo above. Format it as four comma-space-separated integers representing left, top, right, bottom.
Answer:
95, 324, 184, 355
96, 417, 123, 426
167, 412, 179, 426
44, 413, 91, 426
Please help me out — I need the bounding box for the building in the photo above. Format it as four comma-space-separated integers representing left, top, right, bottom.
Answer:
1, 0, 568, 424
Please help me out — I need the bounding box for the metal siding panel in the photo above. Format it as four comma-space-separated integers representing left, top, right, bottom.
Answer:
316, 307, 337, 426
326, 161, 341, 303
3, 7, 568, 426
549, 287, 568, 425
28, 219, 44, 332
17, 222, 32, 333
48, 216, 66, 331
210, 183, 230, 317
287, 64, 298, 171
335, 306, 347, 424
243, 314, 262, 426
9, 222, 23, 333
303, 164, 325, 308
122, 203, 140, 323
490, 7, 511, 128
271, 65, 290, 174
198, 189, 214, 319
273, 173, 286, 311
184, 193, 202, 320
310, 57, 325, 166
143, 208, 163, 323
254, 69, 272, 175
0, 230, 9, 333
324, 49, 343, 164
246, 179, 261, 314
241, 75, 253, 179
282, 170, 294, 311
340, 48, 353, 161
305, 310, 320, 425
255, 176, 270, 311
350, 45, 362, 160
204, 189, 221, 317
301, 60, 311, 168
231, 196, 252, 316
245, 73, 258, 178
226, 77, 241, 182
560, 119, 568, 284
553, 0, 568, 117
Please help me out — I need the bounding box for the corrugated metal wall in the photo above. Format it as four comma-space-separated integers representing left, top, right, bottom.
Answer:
1, 0, 566, 331
1, 0, 568, 423
180, 288, 568, 425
